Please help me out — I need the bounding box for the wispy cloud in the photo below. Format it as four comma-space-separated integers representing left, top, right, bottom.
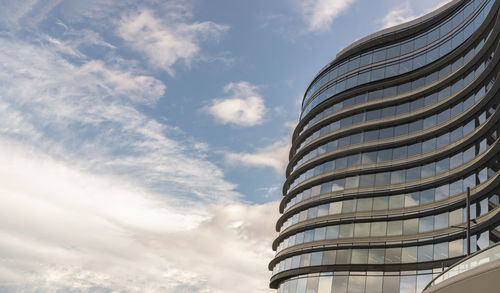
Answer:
204, 81, 266, 127
224, 121, 296, 173
0, 1, 279, 292
0, 138, 277, 292
380, 0, 450, 29
117, 8, 229, 75
296, 0, 356, 33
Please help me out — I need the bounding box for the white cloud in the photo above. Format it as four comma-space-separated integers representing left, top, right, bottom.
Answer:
296, 0, 356, 32
0, 32, 276, 293
0, 36, 238, 201
380, 1, 451, 29
224, 121, 296, 173
0, 1, 278, 292
0, 138, 278, 292
117, 8, 229, 75
204, 81, 266, 127
380, 2, 416, 29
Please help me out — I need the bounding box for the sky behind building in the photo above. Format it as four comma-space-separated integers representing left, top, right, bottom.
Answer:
0, 0, 451, 292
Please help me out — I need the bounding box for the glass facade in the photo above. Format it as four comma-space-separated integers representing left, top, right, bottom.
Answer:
270, 1, 500, 292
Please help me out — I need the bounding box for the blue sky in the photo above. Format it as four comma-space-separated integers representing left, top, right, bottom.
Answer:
0, 0, 449, 292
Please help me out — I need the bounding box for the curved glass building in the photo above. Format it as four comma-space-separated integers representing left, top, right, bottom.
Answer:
269, 0, 500, 292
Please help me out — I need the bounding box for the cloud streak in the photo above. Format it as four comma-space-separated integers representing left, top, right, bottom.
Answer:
117, 8, 229, 75
0, 2, 277, 292
380, 0, 451, 29
0, 138, 277, 292
296, 0, 355, 32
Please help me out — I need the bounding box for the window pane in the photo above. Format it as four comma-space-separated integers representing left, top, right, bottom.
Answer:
434, 213, 449, 230
403, 218, 419, 235
383, 275, 400, 293
389, 194, 404, 209
375, 172, 391, 186
385, 247, 402, 264
434, 242, 448, 260
387, 221, 402, 236
354, 223, 371, 238
332, 275, 348, 293
347, 276, 365, 293
326, 226, 339, 239
368, 248, 385, 264
318, 276, 333, 293
419, 216, 434, 233
306, 276, 319, 293
336, 250, 351, 264
370, 222, 387, 237
405, 192, 420, 207
366, 275, 383, 293
351, 249, 368, 264
357, 198, 373, 212
359, 174, 375, 187
435, 184, 449, 201
420, 189, 435, 204
402, 247, 417, 263
339, 223, 354, 238
373, 196, 389, 210
362, 151, 377, 164
417, 245, 433, 262
400, 275, 417, 293
345, 176, 360, 189
323, 250, 336, 265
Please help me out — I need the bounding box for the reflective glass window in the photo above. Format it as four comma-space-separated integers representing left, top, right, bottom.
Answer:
387, 221, 402, 236
383, 275, 400, 293
437, 132, 450, 149
332, 275, 348, 293
400, 275, 417, 293
402, 247, 417, 263
345, 176, 359, 189
370, 222, 387, 237
357, 197, 373, 212
318, 276, 333, 293
393, 146, 407, 160
403, 218, 419, 235
389, 194, 404, 209
354, 223, 371, 237
348, 275, 366, 293
368, 248, 385, 264
373, 196, 389, 210
434, 213, 449, 230
436, 157, 450, 173
336, 250, 351, 264
375, 172, 391, 186
422, 162, 436, 178
362, 151, 377, 164
417, 245, 433, 262
323, 251, 336, 265
339, 223, 354, 238
342, 200, 356, 213
377, 149, 392, 162
366, 275, 383, 293
435, 184, 449, 201
407, 143, 422, 157
306, 276, 319, 292
351, 249, 368, 264
419, 216, 434, 233
405, 192, 420, 207
391, 170, 405, 184
434, 242, 448, 260
326, 225, 339, 239
420, 189, 435, 204
406, 166, 421, 181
